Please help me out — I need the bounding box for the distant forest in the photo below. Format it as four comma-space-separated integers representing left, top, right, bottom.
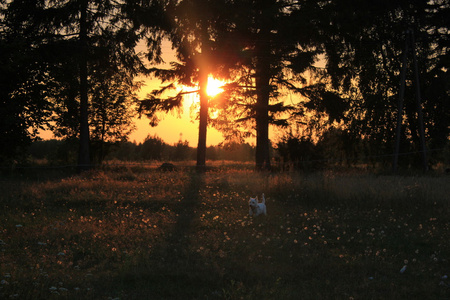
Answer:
26, 132, 450, 171
28, 136, 256, 165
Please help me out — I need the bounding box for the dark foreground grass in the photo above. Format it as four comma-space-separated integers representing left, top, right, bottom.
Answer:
0, 165, 449, 299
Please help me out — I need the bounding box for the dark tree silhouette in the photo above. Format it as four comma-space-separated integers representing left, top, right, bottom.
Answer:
1, 0, 146, 168
213, 0, 324, 170
137, 0, 232, 170
319, 0, 450, 169
0, 0, 54, 163
36, 0, 144, 169
78, 0, 90, 171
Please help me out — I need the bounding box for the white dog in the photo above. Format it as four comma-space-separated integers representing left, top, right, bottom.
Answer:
249, 193, 267, 217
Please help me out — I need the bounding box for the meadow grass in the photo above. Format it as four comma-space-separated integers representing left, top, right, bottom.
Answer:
0, 164, 449, 299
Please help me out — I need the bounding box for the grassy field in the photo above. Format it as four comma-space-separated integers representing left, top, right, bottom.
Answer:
1, 164, 449, 299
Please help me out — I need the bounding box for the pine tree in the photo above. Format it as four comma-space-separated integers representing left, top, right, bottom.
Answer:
37, 0, 144, 169
320, 0, 450, 168
0, 0, 54, 163
137, 0, 232, 170
213, 0, 324, 170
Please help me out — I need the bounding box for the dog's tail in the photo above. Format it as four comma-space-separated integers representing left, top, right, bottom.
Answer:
262, 193, 265, 204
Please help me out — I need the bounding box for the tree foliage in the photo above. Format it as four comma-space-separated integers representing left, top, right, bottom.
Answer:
320, 0, 450, 166
137, 0, 233, 168
1, 0, 449, 170
210, 0, 327, 170
0, 0, 54, 162
1, 0, 147, 167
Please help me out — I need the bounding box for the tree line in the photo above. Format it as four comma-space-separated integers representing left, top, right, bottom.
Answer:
26, 129, 449, 171
27, 136, 255, 164
1, 0, 449, 171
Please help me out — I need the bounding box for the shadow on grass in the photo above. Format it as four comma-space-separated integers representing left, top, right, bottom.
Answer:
0, 166, 78, 182
110, 171, 224, 299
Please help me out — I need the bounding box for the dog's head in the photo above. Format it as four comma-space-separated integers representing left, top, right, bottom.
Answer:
249, 196, 258, 208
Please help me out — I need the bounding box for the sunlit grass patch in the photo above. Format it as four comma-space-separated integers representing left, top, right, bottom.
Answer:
1, 167, 449, 299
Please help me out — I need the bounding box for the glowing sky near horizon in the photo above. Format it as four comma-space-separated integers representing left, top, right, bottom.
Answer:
39, 40, 325, 147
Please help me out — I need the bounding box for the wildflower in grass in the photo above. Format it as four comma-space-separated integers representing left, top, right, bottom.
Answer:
400, 265, 407, 273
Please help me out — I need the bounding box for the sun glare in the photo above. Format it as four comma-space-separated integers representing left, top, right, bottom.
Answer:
206, 76, 225, 97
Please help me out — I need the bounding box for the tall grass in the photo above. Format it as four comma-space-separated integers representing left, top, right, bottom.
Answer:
0, 165, 449, 299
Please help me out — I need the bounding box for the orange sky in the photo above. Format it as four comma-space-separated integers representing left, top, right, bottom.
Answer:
130, 114, 226, 147
128, 42, 325, 147
39, 40, 231, 147
131, 79, 228, 146
129, 41, 232, 147
38, 75, 230, 147
39, 40, 323, 147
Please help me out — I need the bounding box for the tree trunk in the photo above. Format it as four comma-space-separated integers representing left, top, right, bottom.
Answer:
411, 30, 428, 172
78, 0, 91, 172
393, 31, 409, 173
196, 24, 210, 171
255, 38, 271, 171
197, 67, 208, 169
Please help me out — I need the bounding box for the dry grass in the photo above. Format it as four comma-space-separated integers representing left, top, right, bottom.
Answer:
1, 165, 449, 299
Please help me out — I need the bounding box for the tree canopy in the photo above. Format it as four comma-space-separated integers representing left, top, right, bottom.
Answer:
319, 0, 450, 167
1, 0, 448, 170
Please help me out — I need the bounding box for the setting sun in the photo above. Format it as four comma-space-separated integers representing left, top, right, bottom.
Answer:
206, 76, 225, 97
